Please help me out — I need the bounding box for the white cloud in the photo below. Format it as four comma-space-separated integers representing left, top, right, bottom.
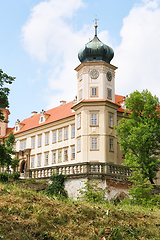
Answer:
113, 0, 160, 99
22, 0, 95, 108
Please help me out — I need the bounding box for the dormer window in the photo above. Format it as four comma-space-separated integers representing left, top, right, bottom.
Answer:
39, 109, 50, 124
14, 119, 24, 132
40, 116, 43, 122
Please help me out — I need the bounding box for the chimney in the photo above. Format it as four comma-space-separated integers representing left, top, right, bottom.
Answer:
60, 100, 66, 106
31, 111, 38, 117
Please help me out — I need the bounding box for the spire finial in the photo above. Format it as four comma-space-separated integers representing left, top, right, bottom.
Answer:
93, 15, 99, 36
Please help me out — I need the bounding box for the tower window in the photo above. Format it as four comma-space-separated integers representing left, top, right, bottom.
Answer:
109, 138, 114, 151
107, 88, 112, 100
109, 114, 114, 128
91, 113, 98, 126
91, 87, 98, 97
91, 137, 98, 150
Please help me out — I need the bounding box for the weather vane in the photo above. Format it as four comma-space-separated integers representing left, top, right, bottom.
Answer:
93, 15, 99, 36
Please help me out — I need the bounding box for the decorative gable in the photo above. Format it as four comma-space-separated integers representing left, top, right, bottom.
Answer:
14, 119, 25, 132
39, 110, 50, 124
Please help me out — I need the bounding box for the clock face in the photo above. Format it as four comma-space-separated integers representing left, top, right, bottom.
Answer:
90, 69, 99, 79
107, 71, 112, 81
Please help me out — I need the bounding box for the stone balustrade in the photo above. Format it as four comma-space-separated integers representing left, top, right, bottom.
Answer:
25, 162, 131, 180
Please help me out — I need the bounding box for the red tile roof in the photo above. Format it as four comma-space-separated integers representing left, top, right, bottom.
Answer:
5, 95, 126, 136
115, 94, 125, 112
13, 101, 75, 135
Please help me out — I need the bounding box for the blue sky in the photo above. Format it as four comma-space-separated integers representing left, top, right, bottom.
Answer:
0, 0, 160, 127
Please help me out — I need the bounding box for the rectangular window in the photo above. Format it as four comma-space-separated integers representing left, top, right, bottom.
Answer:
91, 87, 98, 97
38, 135, 42, 147
91, 137, 98, 150
91, 113, 97, 126
109, 138, 114, 151
53, 131, 56, 143
37, 155, 41, 167
45, 153, 49, 165
71, 125, 75, 138
20, 141, 26, 150
31, 157, 34, 168
58, 129, 62, 141
40, 116, 43, 122
109, 114, 114, 128
64, 149, 68, 161
77, 138, 81, 152
24, 141, 26, 150
64, 128, 68, 140
58, 150, 62, 162
31, 138, 35, 148
71, 147, 75, 159
52, 152, 56, 164
45, 133, 49, 145
77, 114, 81, 129
79, 89, 82, 100
107, 88, 112, 99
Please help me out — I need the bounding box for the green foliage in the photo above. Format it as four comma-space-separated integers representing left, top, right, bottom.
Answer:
0, 69, 15, 121
115, 90, 160, 184
12, 171, 20, 181
0, 132, 19, 170
78, 180, 106, 203
122, 169, 160, 206
0, 172, 9, 182
46, 174, 68, 198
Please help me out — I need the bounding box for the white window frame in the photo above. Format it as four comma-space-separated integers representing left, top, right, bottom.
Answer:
45, 133, 49, 145
64, 149, 68, 161
53, 131, 56, 143
77, 114, 81, 129
58, 129, 62, 141
64, 128, 68, 140
31, 157, 34, 168
71, 146, 75, 159
91, 113, 97, 126
31, 138, 35, 149
52, 152, 56, 164
91, 137, 98, 150
71, 125, 75, 138
37, 155, 41, 167
58, 150, 62, 162
45, 153, 49, 165
38, 135, 42, 147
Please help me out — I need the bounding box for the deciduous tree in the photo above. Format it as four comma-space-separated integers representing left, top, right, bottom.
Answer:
116, 90, 160, 184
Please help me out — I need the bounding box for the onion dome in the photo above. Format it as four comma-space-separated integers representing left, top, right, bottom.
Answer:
78, 22, 114, 64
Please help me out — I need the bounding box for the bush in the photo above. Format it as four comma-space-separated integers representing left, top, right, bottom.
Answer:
0, 172, 9, 182
12, 171, 20, 181
78, 180, 106, 203
123, 170, 160, 206
46, 174, 68, 198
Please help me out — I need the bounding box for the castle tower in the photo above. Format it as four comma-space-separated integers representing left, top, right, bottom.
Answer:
73, 21, 120, 164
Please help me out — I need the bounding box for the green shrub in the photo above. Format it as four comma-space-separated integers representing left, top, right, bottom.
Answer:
46, 174, 68, 198
78, 180, 106, 203
0, 172, 9, 182
12, 171, 20, 181
123, 170, 160, 206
